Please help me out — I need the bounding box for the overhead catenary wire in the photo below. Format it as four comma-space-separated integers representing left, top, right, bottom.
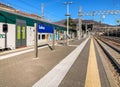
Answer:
18, 0, 63, 21
0, 0, 62, 21
0, 0, 37, 14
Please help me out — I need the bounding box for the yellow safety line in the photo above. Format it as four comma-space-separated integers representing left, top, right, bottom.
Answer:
85, 38, 101, 87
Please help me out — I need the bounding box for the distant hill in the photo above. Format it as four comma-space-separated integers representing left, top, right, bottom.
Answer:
54, 19, 113, 31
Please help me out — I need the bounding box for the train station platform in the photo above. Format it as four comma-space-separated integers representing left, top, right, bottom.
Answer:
0, 36, 119, 87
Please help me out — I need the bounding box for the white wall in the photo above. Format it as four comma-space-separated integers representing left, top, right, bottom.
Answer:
0, 23, 15, 49
26, 26, 34, 46
0, 23, 5, 49
7, 24, 16, 49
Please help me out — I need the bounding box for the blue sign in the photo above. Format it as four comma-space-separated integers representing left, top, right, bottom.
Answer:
37, 24, 54, 33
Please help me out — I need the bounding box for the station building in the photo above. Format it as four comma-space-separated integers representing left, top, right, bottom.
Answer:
0, 3, 76, 50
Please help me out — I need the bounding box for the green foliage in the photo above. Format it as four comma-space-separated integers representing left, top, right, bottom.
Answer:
64, 17, 76, 29
116, 20, 120, 23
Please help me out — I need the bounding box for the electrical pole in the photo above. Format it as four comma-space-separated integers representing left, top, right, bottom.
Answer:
78, 6, 82, 40
114, 11, 118, 37
41, 3, 44, 19
64, 2, 72, 45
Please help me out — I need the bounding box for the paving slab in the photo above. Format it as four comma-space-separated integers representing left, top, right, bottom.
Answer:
59, 39, 91, 87
0, 39, 85, 87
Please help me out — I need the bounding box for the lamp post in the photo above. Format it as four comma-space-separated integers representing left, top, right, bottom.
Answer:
64, 2, 72, 45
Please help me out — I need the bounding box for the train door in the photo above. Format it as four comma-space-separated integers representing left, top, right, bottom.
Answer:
16, 19, 26, 48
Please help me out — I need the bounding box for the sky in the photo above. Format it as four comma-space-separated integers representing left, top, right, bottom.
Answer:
0, 0, 120, 25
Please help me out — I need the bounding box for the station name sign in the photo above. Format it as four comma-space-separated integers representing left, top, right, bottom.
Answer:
37, 24, 54, 33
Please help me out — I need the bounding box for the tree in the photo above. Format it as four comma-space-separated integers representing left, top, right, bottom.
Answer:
64, 17, 76, 29
116, 19, 120, 26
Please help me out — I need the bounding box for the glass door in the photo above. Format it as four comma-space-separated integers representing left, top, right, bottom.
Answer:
16, 25, 26, 48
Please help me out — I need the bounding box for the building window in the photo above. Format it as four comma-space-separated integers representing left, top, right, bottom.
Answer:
42, 34, 45, 39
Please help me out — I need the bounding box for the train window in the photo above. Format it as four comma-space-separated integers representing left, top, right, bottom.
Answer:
3, 24, 8, 33
42, 34, 45, 39
38, 35, 40, 40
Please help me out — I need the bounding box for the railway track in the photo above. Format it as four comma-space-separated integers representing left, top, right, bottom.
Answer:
94, 37, 120, 74
102, 36, 120, 45
98, 37, 120, 54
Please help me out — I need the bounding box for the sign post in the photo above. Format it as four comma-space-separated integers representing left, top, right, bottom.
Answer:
52, 29, 55, 50
34, 23, 38, 58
